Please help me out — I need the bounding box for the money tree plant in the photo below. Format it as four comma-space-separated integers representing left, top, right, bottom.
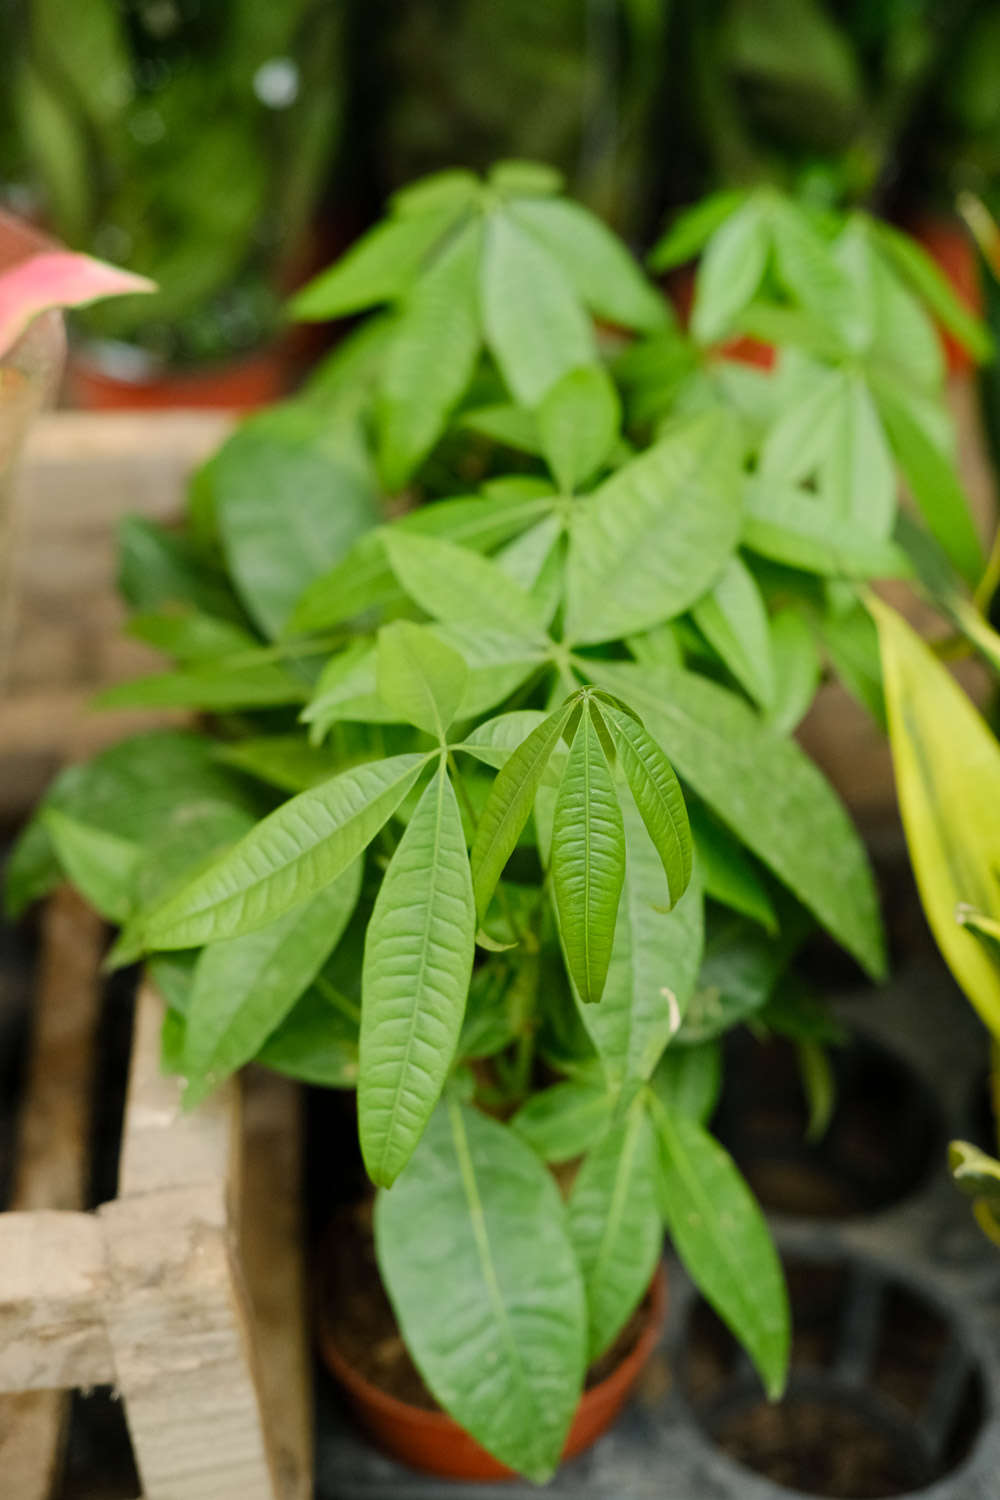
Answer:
6, 166, 989, 1481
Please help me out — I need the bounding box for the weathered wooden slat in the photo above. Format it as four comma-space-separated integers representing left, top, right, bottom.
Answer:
0, 1210, 113, 1391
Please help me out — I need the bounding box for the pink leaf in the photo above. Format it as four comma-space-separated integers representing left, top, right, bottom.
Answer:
0, 252, 156, 361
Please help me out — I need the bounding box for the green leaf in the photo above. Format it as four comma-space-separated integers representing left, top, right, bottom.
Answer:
566, 411, 743, 644
460, 402, 542, 455
650, 1041, 722, 1126
652, 1102, 789, 1398
376, 621, 468, 738
126, 608, 256, 663
770, 199, 864, 349
692, 555, 775, 709
873, 380, 984, 586
377, 219, 482, 487
602, 702, 692, 906
456, 710, 548, 770
213, 736, 342, 793
567, 1102, 663, 1360
511, 1080, 613, 1163
690, 200, 769, 344
117, 515, 242, 624
688, 804, 777, 933
374, 1100, 586, 1482
798, 1039, 836, 1143
360, 765, 475, 1186
490, 159, 564, 197
742, 477, 910, 579
512, 196, 668, 332
679, 908, 804, 1045
581, 798, 704, 1095
871, 598, 1000, 1037
552, 706, 626, 1006
255, 984, 359, 1088
648, 190, 750, 271
182, 861, 361, 1107
820, 376, 896, 538
92, 656, 308, 711
391, 169, 481, 218
759, 367, 845, 485
480, 209, 595, 405
869, 218, 993, 363
128, 753, 429, 955
815, 598, 885, 726
766, 608, 822, 735
537, 364, 620, 494
470, 701, 575, 919
430, 624, 546, 718
587, 661, 885, 978
384, 530, 546, 638
288, 205, 465, 319
213, 403, 379, 637
41, 810, 139, 923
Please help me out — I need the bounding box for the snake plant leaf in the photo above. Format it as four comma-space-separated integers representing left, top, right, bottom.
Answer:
470, 700, 576, 920
552, 705, 626, 1006
384, 530, 547, 638
183, 860, 362, 1108
581, 797, 704, 1095
568, 1101, 663, 1360
766, 608, 822, 736
125, 752, 430, 956
688, 804, 777, 933
480, 209, 595, 406
650, 1040, 722, 1126
871, 598, 1000, 1037
375, 1100, 586, 1482
377, 219, 482, 488
376, 621, 469, 738
653, 1100, 790, 1398
566, 410, 743, 645
690, 198, 769, 344
41, 810, 139, 924
742, 477, 910, 579
360, 764, 475, 1186
512, 195, 668, 332
648, 189, 750, 272
602, 703, 692, 907
587, 660, 885, 978
692, 555, 776, 710
869, 218, 993, 363
537, 364, 621, 494
511, 1080, 613, 1163
289, 204, 466, 319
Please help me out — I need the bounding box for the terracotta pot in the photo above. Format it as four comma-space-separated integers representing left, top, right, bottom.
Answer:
909, 216, 982, 376
65, 339, 290, 412
319, 1261, 668, 1481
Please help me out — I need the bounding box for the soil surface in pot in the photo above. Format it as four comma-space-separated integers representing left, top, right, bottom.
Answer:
323, 1201, 652, 1409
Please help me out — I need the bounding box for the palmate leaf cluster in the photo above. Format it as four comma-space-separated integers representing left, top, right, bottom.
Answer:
7, 165, 990, 1480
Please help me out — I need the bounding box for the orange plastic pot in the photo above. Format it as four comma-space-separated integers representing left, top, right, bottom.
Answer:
319, 1261, 668, 1481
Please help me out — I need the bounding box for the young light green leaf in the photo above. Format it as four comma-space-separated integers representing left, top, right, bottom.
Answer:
692, 555, 776, 709
288, 205, 465, 319
390, 168, 480, 218
490, 159, 564, 197
376, 621, 468, 739
758, 367, 845, 485
303, 643, 401, 737
383, 529, 547, 638
360, 764, 475, 1186
690, 199, 769, 343
376, 219, 482, 488
127, 753, 430, 955
429, 624, 546, 719
869, 217, 993, 363
653, 1100, 790, 1398
512, 196, 668, 332
566, 410, 743, 644
648, 190, 750, 271
460, 402, 543, 455
587, 660, 885, 978
567, 1102, 663, 1360
375, 1100, 586, 1482
42, 809, 139, 923
770, 199, 864, 349
480, 209, 595, 406
470, 701, 575, 919
602, 702, 692, 906
819, 375, 896, 538
537, 364, 620, 493
650, 1041, 722, 1126
688, 804, 777, 933
126, 608, 256, 663
766, 608, 822, 735
183, 861, 361, 1108
552, 705, 627, 1005
581, 798, 704, 1095
742, 476, 910, 579
456, 710, 548, 770
511, 1080, 613, 1163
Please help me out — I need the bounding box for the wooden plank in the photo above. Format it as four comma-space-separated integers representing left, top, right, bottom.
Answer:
0, 1210, 113, 1391
0, 1393, 67, 1500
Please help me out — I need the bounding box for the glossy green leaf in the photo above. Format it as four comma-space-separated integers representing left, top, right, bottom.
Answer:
743, 477, 910, 579
470, 700, 575, 919
360, 765, 475, 1185
41, 809, 139, 923
289, 205, 465, 319
688, 804, 777, 933
480, 209, 595, 405
690, 200, 769, 343
512, 196, 668, 332
384, 530, 546, 638
692, 555, 775, 709
567, 1102, 663, 1359
537, 365, 620, 493
650, 1041, 722, 1126
511, 1080, 613, 1163
648, 190, 750, 271
602, 703, 692, 906
566, 411, 743, 644
377, 219, 482, 487
581, 797, 704, 1094
871, 598, 1000, 1037
552, 706, 626, 1006
183, 861, 361, 1107
653, 1101, 790, 1398
127, 753, 429, 955
376, 621, 468, 738
374, 1100, 586, 1482
587, 661, 885, 977
456, 710, 548, 770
